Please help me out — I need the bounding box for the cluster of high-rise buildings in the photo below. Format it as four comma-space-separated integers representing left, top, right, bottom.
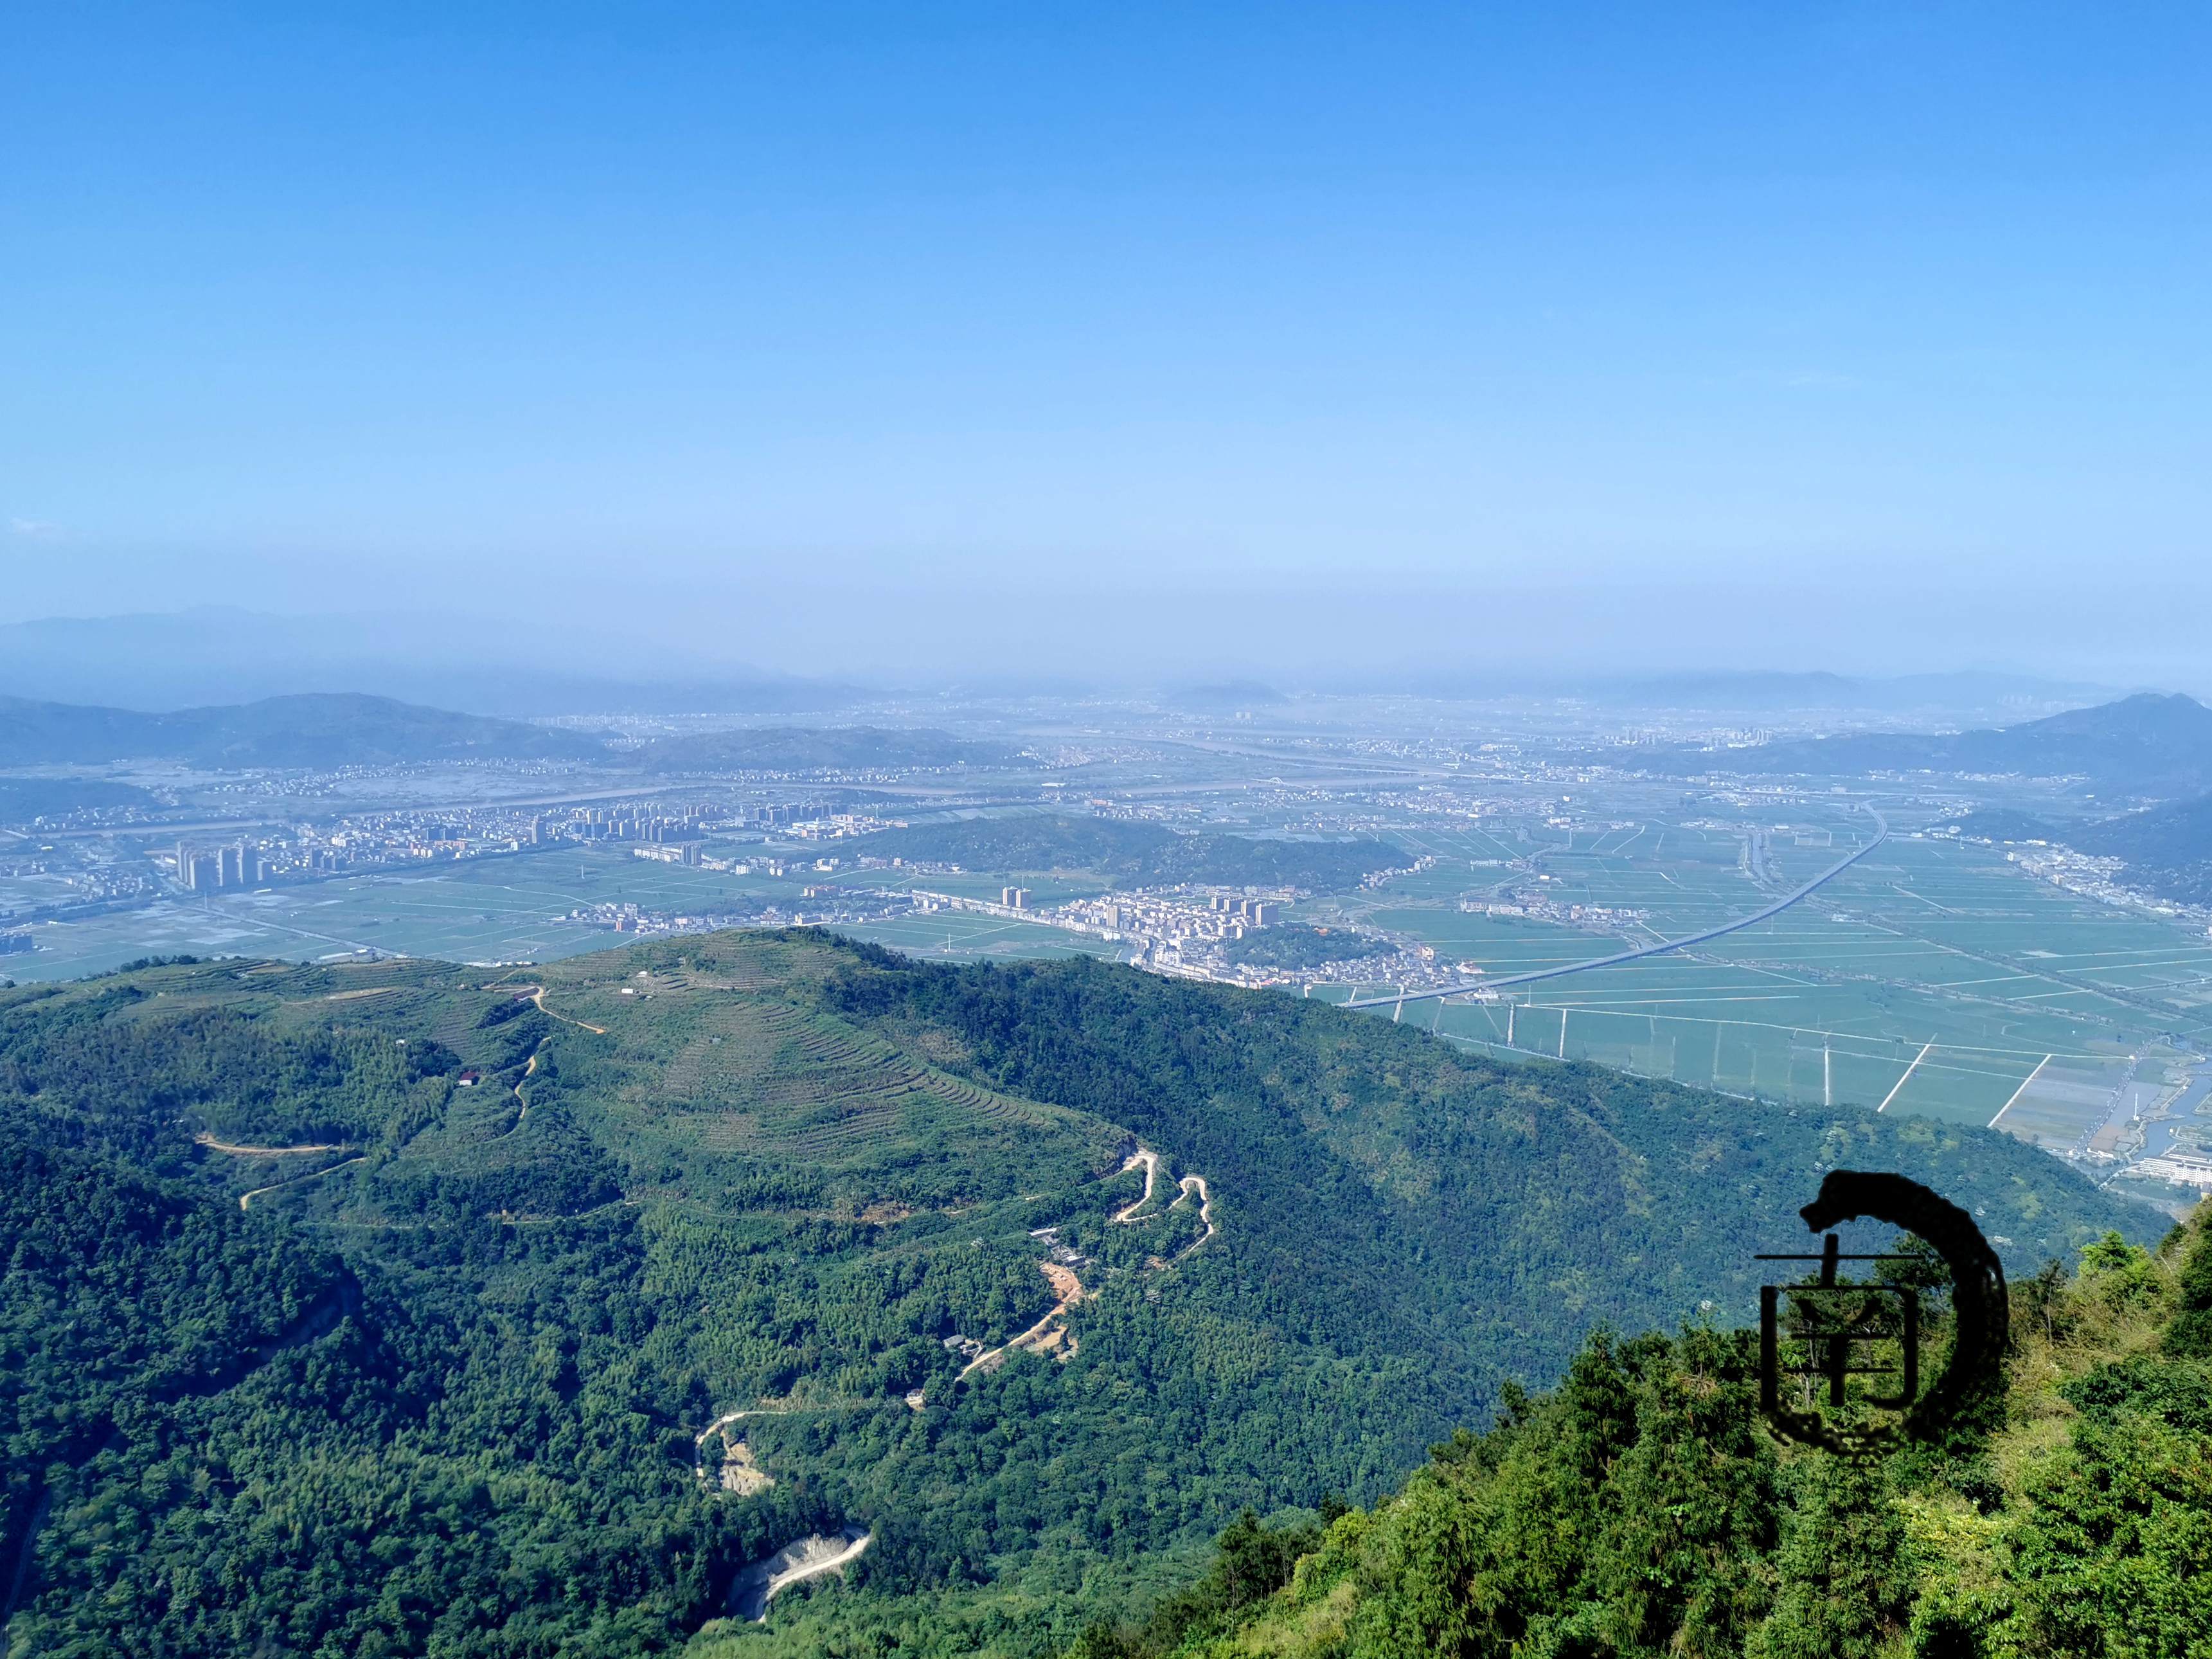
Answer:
175, 841, 260, 894
632, 842, 708, 867
531, 803, 719, 844
1206, 893, 1275, 926
1072, 890, 1276, 943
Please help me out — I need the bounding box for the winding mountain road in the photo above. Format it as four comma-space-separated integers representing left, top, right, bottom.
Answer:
238, 1156, 366, 1211
197, 1134, 355, 1156
1168, 1174, 1216, 1256
1110, 1147, 1163, 1223
731, 1529, 874, 1622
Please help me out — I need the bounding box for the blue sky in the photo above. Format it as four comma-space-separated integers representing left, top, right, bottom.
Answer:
3, 3, 2208, 682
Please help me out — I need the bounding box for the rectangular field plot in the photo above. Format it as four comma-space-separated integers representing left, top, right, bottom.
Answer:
872, 872, 1112, 904
1387, 825, 1528, 863
1988, 1055, 2139, 1154
1364, 907, 1625, 973
0, 846, 821, 982
2029, 942, 2212, 1008
1425, 990, 2082, 1126
833, 911, 1119, 962
1864, 1043, 2051, 1127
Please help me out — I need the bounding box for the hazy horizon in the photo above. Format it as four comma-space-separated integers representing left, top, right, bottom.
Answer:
8, 4, 2210, 688
0, 602, 2173, 716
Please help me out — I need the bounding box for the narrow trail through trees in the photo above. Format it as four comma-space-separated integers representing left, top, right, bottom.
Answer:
958, 1262, 1087, 1379
499, 1042, 546, 1137
238, 1156, 366, 1212
1113, 1147, 1216, 1253
690, 1403, 875, 1485
503, 984, 608, 1035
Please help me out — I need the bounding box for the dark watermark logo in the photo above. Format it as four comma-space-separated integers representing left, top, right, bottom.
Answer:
1757, 1170, 2008, 1454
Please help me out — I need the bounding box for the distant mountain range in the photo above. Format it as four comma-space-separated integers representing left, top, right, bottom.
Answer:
1682, 692, 2212, 797
1170, 679, 1289, 710
1380, 667, 2123, 721
0, 692, 1015, 780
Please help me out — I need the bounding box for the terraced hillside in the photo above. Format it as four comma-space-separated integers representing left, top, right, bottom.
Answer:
0, 933, 2162, 1657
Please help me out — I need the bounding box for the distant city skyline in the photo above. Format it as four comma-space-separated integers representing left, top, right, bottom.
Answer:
6, 3, 2209, 685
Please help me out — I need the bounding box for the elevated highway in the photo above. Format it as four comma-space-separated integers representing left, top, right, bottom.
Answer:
1342, 805, 1889, 1012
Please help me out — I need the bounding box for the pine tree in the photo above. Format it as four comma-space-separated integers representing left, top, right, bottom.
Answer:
1749, 1452, 1911, 1659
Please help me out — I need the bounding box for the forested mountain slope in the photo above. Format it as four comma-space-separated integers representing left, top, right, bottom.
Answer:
1100, 1206, 2212, 1659
1956, 794, 2212, 908
0, 935, 2158, 1656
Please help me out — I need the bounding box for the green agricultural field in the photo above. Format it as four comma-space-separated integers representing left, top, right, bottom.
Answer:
832, 909, 1122, 961
0, 844, 1134, 986
864, 870, 1113, 905
1338, 814, 2212, 1158
1, 845, 820, 981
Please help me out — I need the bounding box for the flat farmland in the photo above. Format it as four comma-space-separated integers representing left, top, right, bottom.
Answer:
832, 910, 1121, 961
865, 870, 1114, 905
1390, 823, 1526, 863
1348, 816, 2212, 1152
4, 842, 1122, 984
2, 845, 819, 980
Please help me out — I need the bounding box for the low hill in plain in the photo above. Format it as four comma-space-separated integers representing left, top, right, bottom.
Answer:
852, 813, 1399, 892
1217, 923, 1377, 971
1959, 794, 2212, 908
2069, 793, 2212, 904
0, 693, 1011, 779
0, 690, 605, 767
0, 775, 156, 821
638, 724, 1015, 773
0, 934, 2159, 1655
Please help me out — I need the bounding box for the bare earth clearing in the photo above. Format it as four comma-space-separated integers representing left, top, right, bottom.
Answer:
729, 1527, 873, 1622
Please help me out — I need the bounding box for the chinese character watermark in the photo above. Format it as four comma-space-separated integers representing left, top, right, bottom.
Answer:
1756, 1171, 2008, 1454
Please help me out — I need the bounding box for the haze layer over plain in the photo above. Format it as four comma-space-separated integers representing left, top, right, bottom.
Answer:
5, 3, 2211, 683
